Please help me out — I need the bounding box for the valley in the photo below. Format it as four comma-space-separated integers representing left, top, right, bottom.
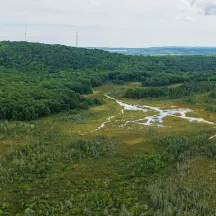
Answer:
1, 42, 216, 215
2, 83, 216, 215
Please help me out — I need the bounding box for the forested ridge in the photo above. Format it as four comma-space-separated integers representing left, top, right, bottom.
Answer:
1, 41, 216, 121
2, 41, 216, 73
2, 41, 216, 215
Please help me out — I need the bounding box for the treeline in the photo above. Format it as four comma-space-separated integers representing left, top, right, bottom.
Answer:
125, 82, 216, 99
0, 41, 121, 72
0, 72, 104, 121
141, 72, 216, 87
2, 41, 216, 73
141, 73, 188, 87
2, 41, 216, 120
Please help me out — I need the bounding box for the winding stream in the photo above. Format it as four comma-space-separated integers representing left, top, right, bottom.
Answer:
105, 94, 215, 128
81, 93, 215, 135
209, 135, 216, 140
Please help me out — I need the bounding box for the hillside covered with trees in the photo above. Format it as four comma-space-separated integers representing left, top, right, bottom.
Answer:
1, 41, 216, 215
1, 41, 216, 121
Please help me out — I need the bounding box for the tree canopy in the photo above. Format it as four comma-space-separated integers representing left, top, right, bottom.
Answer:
1, 41, 216, 120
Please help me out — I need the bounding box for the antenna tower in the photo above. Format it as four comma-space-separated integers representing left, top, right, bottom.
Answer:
76, 31, 79, 47
25, 25, 27, 42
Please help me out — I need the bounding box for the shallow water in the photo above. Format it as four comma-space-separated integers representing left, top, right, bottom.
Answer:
209, 134, 216, 140
105, 94, 215, 128
81, 94, 215, 135
80, 116, 115, 135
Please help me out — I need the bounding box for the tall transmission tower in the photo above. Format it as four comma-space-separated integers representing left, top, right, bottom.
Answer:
25, 25, 27, 42
76, 31, 79, 47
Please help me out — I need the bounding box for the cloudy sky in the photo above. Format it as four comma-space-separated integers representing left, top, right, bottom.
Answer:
1, 0, 216, 47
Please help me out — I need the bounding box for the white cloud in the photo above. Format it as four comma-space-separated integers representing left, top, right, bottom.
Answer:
159, 19, 165, 23
89, 0, 101, 6
0, 32, 8, 36
176, 15, 196, 21
180, 0, 216, 15
0, 0, 216, 47
180, 0, 192, 7
185, 16, 196, 21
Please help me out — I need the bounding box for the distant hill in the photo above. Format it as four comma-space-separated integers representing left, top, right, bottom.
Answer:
86, 47, 216, 55
2, 41, 216, 121
0, 41, 127, 72
2, 41, 216, 74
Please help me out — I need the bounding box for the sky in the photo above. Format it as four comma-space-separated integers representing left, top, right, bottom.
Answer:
1, 0, 216, 47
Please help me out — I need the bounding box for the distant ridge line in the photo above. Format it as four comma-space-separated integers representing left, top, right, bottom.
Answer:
85, 46, 216, 55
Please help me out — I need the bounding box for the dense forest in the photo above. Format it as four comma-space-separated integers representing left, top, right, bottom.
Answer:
2, 41, 216, 73
1, 41, 216, 215
125, 82, 216, 99
0, 71, 105, 120
2, 41, 216, 121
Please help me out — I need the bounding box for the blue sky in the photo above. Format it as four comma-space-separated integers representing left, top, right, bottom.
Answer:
1, 0, 216, 47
